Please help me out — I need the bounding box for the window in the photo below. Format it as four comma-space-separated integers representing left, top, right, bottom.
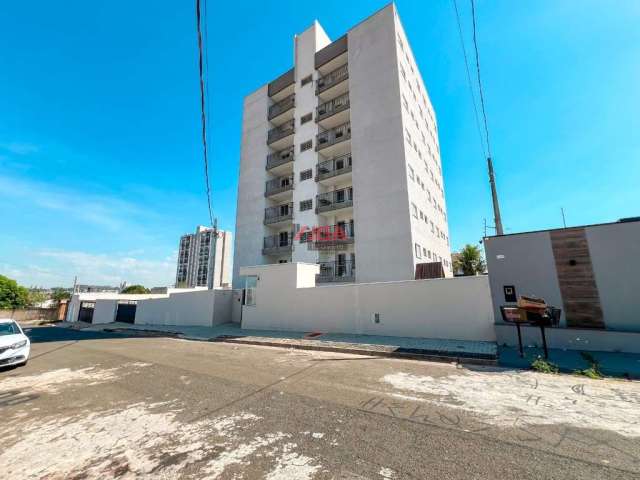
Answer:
300, 169, 312, 181
408, 165, 415, 181
301, 75, 312, 87
300, 199, 312, 211
300, 140, 312, 152
423, 247, 427, 257
419, 210, 424, 220
415, 243, 422, 258
300, 112, 312, 125
412, 203, 418, 218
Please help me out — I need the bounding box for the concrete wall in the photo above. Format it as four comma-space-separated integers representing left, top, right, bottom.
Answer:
135, 289, 232, 327
349, 4, 415, 283
485, 220, 640, 352
66, 292, 169, 323
232, 86, 271, 288
240, 263, 495, 342
0, 308, 58, 322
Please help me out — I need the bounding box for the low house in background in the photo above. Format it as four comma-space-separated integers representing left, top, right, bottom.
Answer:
484, 217, 640, 353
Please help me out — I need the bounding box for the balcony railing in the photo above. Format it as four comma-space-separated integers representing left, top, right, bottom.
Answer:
266, 147, 294, 170
313, 223, 354, 247
316, 187, 353, 213
265, 175, 293, 197
317, 64, 349, 94
317, 260, 355, 283
264, 202, 293, 225
316, 93, 350, 122
316, 122, 351, 151
316, 153, 352, 181
268, 93, 295, 120
268, 119, 295, 144
263, 233, 294, 255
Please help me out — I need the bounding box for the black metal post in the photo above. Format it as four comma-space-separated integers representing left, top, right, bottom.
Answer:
516, 323, 524, 358
539, 325, 549, 359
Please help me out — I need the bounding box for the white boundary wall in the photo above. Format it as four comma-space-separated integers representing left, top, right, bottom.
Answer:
240, 263, 495, 342
136, 289, 232, 327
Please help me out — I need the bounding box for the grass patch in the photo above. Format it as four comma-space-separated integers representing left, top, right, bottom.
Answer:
530, 356, 559, 374
574, 352, 604, 379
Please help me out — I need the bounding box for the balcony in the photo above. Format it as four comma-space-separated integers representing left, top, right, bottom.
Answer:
313, 223, 354, 249
316, 93, 350, 126
317, 260, 355, 283
265, 175, 293, 198
264, 202, 293, 225
316, 122, 351, 153
268, 93, 295, 121
316, 187, 353, 214
262, 233, 294, 256
267, 119, 295, 146
316, 153, 352, 182
317, 64, 349, 95
266, 147, 294, 171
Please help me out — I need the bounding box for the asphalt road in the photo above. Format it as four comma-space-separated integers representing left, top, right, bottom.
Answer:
1, 326, 639, 479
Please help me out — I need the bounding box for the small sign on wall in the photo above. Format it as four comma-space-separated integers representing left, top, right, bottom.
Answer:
504, 285, 517, 303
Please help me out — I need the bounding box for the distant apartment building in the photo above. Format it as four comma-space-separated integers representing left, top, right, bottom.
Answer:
176, 226, 232, 288
233, 4, 451, 288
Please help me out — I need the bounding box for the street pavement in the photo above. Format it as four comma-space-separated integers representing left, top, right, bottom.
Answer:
1, 326, 639, 479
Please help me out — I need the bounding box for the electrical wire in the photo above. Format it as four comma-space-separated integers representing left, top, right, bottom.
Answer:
470, 0, 492, 158
196, 0, 216, 229
451, 0, 487, 159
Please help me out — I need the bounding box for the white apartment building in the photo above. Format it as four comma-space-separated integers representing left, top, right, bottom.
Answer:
233, 4, 451, 288
176, 226, 232, 289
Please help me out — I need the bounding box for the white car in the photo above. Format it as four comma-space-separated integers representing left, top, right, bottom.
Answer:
0, 319, 30, 368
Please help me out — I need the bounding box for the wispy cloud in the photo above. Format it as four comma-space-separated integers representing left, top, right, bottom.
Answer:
6, 249, 178, 288
0, 173, 156, 232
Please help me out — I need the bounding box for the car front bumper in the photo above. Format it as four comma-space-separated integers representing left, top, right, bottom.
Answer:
0, 345, 30, 366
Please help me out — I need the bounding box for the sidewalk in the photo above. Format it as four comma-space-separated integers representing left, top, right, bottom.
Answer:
62, 322, 497, 365
499, 345, 640, 379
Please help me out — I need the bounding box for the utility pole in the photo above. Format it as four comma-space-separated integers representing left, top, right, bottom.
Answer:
561, 207, 567, 228
487, 157, 504, 235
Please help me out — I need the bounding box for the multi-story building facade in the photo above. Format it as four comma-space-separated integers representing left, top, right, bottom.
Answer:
176, 226, 232, 288
233, 4, 451, 288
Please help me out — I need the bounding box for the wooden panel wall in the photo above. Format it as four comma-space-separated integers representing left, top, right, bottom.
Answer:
550, 228, 605, 329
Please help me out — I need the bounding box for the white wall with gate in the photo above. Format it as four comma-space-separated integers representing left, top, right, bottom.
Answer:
135, 289, 233, 327
240, 263, 495, 342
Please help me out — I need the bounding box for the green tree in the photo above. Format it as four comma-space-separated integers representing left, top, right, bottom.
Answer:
0, 274, 29, 309
51, 288, 71, 303
121, 285, 150, 294
452, 244, 486, 276
27, 289, 48, 307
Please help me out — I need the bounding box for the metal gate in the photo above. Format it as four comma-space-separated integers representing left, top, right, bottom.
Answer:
115, 301, 137, 324
78, 301, 95, 323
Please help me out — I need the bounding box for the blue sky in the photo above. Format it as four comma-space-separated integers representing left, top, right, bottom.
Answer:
1, 1, 638, 287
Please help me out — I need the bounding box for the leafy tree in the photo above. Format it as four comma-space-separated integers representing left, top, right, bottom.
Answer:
27, 289, 48, 307
452, 244, 486, 276
121, 285, 150, 294
0, 275, 29, 309
51, 288, 71, 303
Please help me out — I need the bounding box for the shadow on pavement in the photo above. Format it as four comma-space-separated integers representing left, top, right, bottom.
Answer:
24, 326, 175, 344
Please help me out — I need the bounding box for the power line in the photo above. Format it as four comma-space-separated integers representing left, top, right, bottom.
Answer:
195, 0, 216, 229
470, 0, 492, 158
451, 0, 487, 159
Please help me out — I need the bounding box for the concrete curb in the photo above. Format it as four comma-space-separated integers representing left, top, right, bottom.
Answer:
210, 336, 498, 366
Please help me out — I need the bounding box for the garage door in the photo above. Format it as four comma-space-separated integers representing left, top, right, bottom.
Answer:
115, 302, 137, 324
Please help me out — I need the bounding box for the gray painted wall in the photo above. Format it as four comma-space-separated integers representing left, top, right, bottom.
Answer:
485, 221, 640, 351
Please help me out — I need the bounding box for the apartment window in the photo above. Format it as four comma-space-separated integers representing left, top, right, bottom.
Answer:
408, 165, 414, 181
300, 112, 312, 125
419, 210, 424, 220
301, 75, 312, 87
423, 247, 427, 257
300, 169, 312, 181
300, 199, 312, 211
412, 203, 418, 218
300, 140, 312, 152
415, 243, 422, 258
